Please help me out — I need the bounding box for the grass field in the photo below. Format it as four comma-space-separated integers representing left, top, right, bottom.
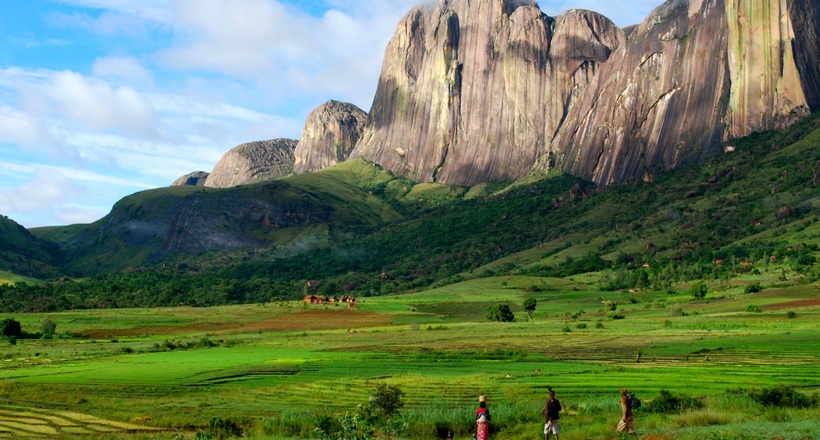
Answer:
0, 272, 818, 439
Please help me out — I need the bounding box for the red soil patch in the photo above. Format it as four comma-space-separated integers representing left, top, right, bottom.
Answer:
765, 297, 820, 310
76, 309, 392, 338
236, 309, 392, 333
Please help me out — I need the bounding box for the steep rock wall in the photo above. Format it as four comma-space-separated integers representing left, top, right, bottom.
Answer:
352, 0, 622, 186
546, 0, 819, 186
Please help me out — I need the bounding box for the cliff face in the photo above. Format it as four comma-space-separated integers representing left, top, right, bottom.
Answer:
352, 0, 623, 186
354, 0, 819, 187
544, 0, 820, 185
204, 139, 297, 188
293, 100, 367, 174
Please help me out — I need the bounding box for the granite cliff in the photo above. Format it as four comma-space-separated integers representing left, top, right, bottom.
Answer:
352, 0, 623, 186
545, 0, 820, 185
351, 0, 819, 187
293, 100, 368, 174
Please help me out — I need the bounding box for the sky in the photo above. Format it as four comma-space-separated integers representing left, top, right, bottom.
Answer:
0, 0, 661, 229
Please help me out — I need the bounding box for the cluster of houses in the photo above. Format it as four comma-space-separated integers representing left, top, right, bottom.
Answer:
303, 295, 356, 306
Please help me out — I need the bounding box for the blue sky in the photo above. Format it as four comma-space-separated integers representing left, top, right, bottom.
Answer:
0, 0, 660, 228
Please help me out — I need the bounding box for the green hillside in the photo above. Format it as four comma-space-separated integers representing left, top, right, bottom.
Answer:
2, 113, 819, 311
0, 215, 62, 281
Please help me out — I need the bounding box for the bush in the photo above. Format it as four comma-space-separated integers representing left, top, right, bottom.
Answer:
746, 305, 762, 313
748, 386, 817, 408
40, 319, 57, 339
486, 304, 515, 322
690, 282, 707, 300
522, 298, 537, 319
607, 311, 625, 320
368, 383, 405, 418
786, 311, 797, 318
644, 390, 704, 414
744, 283, 762, 293
204, 417, 243, 439
1, 318, 22, 338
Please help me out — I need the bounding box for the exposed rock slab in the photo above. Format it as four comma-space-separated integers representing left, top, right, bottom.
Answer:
171, 171, 209, 187
204, 139, 297, 188
293, 100, 367, 174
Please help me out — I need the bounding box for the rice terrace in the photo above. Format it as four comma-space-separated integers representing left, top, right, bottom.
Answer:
2, 0, 820, 436
1, 272, 818, 439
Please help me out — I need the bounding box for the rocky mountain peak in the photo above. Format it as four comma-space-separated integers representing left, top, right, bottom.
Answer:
204, 139, 297, 189
293, 100, 367, 174
171, 171, 209, 187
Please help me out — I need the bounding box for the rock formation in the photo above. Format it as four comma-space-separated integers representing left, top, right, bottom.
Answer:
171, 171, 209, 187
543, 0, 820, 185
352, 0, 623, 186
204, 139, 297, 189
293, 100, 367, 174
353, 0, 819, 188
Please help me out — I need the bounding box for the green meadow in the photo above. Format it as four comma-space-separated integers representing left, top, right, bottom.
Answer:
1, 273, 818, 439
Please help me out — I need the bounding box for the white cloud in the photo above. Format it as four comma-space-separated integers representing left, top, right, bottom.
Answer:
155, 0, 420, 110
0, 105, 64, 149
0, 168, 83, 213
15, 70, 159, 138
93, 56, 154, 84
49, 0, 173, 34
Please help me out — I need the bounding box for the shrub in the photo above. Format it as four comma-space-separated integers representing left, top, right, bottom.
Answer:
690, 282, 707, 300
486, 304, 515, 322
204, 417, 243, 439
1, 318, 22, 338
744, 283, 762, 293
595, 322, 604, 329
607, 311, 625, 320
786, 311, 797, 318
746, 305, 762, 313
644, 390, 704, 414
368, 383, 405, 418
747, 386, 817, 408
40, 319, 57, 338
576, 323, 587, 329
522, 298, 537, 320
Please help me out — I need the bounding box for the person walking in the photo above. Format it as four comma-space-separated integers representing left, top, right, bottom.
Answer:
475, 395, 491, 440
617, 388, 637, 437
542, 387, 562, 440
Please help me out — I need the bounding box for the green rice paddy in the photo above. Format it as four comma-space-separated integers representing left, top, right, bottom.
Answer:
0, 275, 818, 439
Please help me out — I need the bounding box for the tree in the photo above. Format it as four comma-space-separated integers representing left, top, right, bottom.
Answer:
690, 282, 707, 300
368, 383, 405, 418
1, 318, 22, 338
522, 298, 537, 320
486, 304, 515, 322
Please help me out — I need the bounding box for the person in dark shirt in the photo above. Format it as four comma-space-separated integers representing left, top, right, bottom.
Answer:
542, 388, 562, 440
